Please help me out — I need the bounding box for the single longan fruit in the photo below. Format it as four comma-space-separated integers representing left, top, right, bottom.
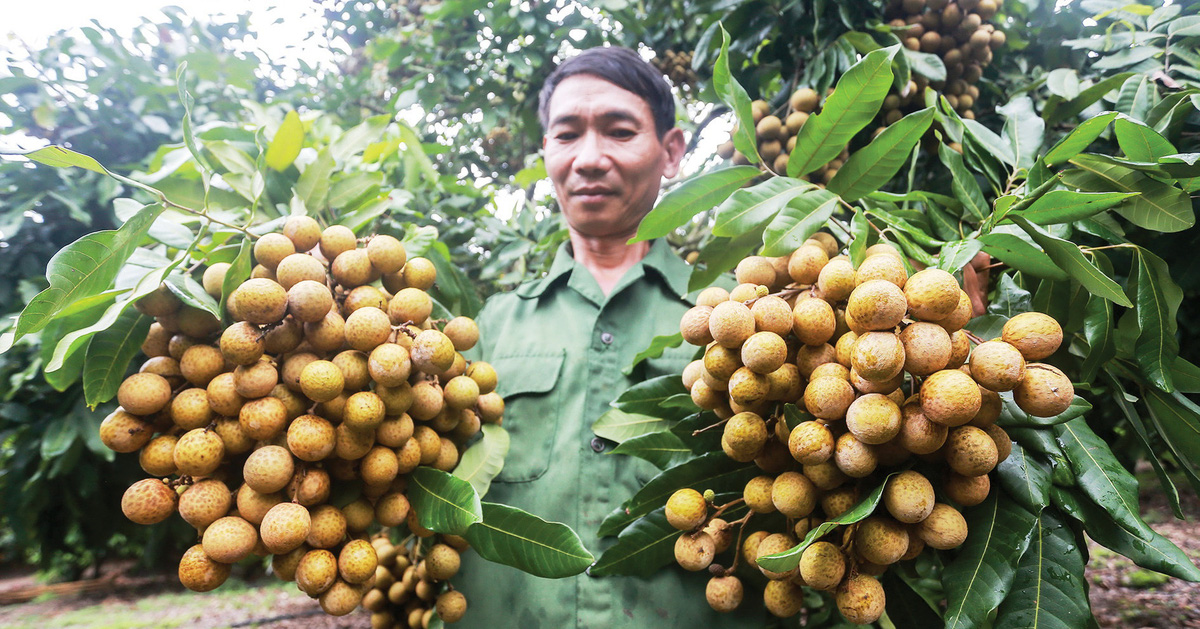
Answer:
904, 268, 961, 320
900, 322, 952, 376
202, 263, 230, 299
946, 472, 991, 507
792, 297, 836, 346
344, 306, 392, 351
254, 233, 296, 271
121, 478, 178, 524
339, 538, 379, 583
855, 251, 908, 288
179, 544, 231, 592
851, 331, 906, 382
135, 284, 182, 318
674, 531, 716, 572
178, 479, 231, 529
799, 541, 845, 591
741, 331, 787, 375
970, 340, 1027, 392
366, 234, 407, 273
411, 329, 456, 374
118, 372, 172, 416
710, 301, 756, 348
319, 225, 357, 261
855, 516, 910, 565
665, 488, 707, 531
202, 515, 258, 563
260, 502, 312, 554
300, 360, 345, 403
788, 244, 829, 284
696, 286, 730, 307
243, 445, 294, 494
283, 215, 321, 251
331, 249, 373, 288
883, 469, 936, 524
921, 369, 982, 426
402, 257, 437, 290
846, 280, 907, 331
297, 549, 339, 596
233, 278, 288, 324
834, 433, 877, 478
937, 291, 974, 333
139, 434, 178, 477
680, 305, 714, 346
174, 428, 225, 477
845, 393, 903, 445
772, 471, 818, 518
1014, 363, 1075, 417
918, 503, 968, 549
443, 316, 479, 351
287, 280, 334, 324
437, 589, 468, 622
706, 575, 744, 613
837, 574, 886, 625
817, 257, 856, 302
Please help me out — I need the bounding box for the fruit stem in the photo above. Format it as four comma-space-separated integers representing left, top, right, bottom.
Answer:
963, 330, 985, 345
712, 498, 746, 518
692, 417, 730, 437
727, 512, 754, 572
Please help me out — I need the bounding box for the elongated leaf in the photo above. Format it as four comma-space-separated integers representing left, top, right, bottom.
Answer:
631, 167, 760, 243
1080, 293, 1116, 383
864, 204, 944, 248
712, 177, 812, 237
1144, 388, 1200, 486
827, 107, 934, 201
589, 509, 677, 577
943, 491, 1040, 629
1014, 190, 1138, 225
671, 412, 724, 454
939, 142, 988, 220
409, 467, 483, 536
591, 409, 668, 444
1042, 111, 1120, 166
1066, 154, 1194, 232
1109, 384, 1182, 519
936, 239, 984, 274
760, 190, 838, 256
961, 118, 1017, 167
295, 147, 335, 212
997, 441, 1053, 513
1043, 73, 1135, 125
1009, 217, 1133, 307
165, 274, 220, 319
453, 425, 510, 499
608, 431, 692, 470
612, 375, 690, 417
849, 210, 871, 268
788, 46, 898, 177
687, 226, 765, 292
994, 509, 1091, 629
1172, 358, 1200, 394
998, 394, 1092, 428
331, 114, 390, 161
265, 111, 304, 171
1053, 487, 1199, 581
597, 453, 757, 537
713, 27, 759, 164
1053, 418, 1143, 535
81, 309, 152, 408
623, 333, 685, 376
756, 473, 895, 573
39, 297, 111, 390
1114, 117, 1176, 162
1115, 75, 1159, 121
463, 502, 593, 578
15, 204, 164, 340
883, 570, 944, 628
902, 48, 946, 81
1133, 249, 1179, 392
980, 231, 1069, 280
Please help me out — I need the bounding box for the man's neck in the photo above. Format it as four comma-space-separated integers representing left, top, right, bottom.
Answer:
568, 229, 651, 297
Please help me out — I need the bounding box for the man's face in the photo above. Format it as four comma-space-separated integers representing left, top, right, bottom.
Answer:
543, 74, 685, 239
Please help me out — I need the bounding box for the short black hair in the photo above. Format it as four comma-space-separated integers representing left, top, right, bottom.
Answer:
538, 46, 676, 139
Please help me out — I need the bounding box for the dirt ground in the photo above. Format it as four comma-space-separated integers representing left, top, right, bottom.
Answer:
1, 483, 1197, 628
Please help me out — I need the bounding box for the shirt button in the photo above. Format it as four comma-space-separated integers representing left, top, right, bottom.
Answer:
590, 437, 606, 452
600, 332, 614, 345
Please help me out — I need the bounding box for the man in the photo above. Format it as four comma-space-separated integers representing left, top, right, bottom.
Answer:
453, 47, 764, 628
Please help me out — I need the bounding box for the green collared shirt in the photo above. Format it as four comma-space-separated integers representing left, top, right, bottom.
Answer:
453, 239, 764, 628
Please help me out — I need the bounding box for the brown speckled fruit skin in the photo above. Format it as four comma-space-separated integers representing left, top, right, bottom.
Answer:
121, 478, 178, 524
836, 574, 886, 624
178, 479, 231, 529
260, 502, 312, 554
178, 544, 231, 592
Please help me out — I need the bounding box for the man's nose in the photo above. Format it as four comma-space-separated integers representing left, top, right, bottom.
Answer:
573, 131, 609, 174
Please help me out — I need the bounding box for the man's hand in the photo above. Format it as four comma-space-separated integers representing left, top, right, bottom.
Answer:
961, 251, 991, 317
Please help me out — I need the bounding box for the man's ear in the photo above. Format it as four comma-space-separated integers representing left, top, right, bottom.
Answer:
661, 127, 686, 179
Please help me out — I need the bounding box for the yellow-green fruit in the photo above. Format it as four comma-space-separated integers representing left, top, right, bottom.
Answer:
237, 485, 282, 526
1002, 312, 1063, 360
918, 503, 968, 549
674, 531, 716, 571
836, 574, 886, 625
275, 253, 326, 290
318, 225, 356, 262
788, 420, 835, 464
855, 516, 909, 565
847, 280, 907, 331
834, 433, 877, 478
709, 301, 755, 348
343, 285, 388, 316
232, 278, 288, 324
179, 544, 231, 592
851, 331, 906, 382
817, 257, 855, 302
722, 412, 768, 462
320, 579, 364, 617
749, 295, 792, 336
375, 491, 411, 527
897, 400, 947, 454
802, 376, 854, 421
771, 471, 817, 518
904, 268, 961, 320
388, 287, 433, 326
338, 538, 379, 584
1014, 363, 1074, 417
135, 284, 182, 317
696, 286, 730, 307
402, 256, 437, 290
787, 244, 829, 284
706, 575, 744, 613
970, 340, 1027, 392
785, 110, 808, 135
342, 306, 391, 352
945, 472, 991, 507
855, 251, 908, 288
735, 256, 778, 286
331, 249, 373, 288
743, 475, 776, 513
727, 367, 769, 406
202, 515, 258, 563
900, 322, 952, 376
741, 331, 787, 374
763, 579, 804, 618
704, 343, 741, 382
254, 232, 296, 271
121, 478, 177, 525
261, 502, 312, 554
300, 360, 345, 403
946, 425, 1000, 476
798, 541, 845, 591
411, 329, 456, 374
765, 362, 803, 402
117, 372, 172, 416
243, 445, 294, 494
436, 589, 468, 623
845, 393, 902, 445
921, 369, 982, 426
282, 215, 321, 252
792, 297, 836, 346
665, 488, 707, 531
366, 234, 407, 273
425, 543, 461, 581
174, 428, 224, 477
790, 87, 820, 112
883, 469, 936, 524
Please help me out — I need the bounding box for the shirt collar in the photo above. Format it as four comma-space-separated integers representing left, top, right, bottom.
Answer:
514, 238, 691, 300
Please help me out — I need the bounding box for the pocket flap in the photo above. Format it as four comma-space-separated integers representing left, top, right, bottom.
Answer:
491, 351, 565, 398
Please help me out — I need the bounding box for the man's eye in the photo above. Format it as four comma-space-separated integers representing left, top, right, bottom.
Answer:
610, 129, 636, 138
555, 132, 578, 141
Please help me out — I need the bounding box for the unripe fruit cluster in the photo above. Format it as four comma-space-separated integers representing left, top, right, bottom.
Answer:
717, 89, 850, 185
104, 216, 502, 621
671, 233, 1069, 623
362, 534, 469, 628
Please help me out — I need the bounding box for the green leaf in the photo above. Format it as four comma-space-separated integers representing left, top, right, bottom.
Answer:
408, 466, 483, 536
943, 491, 1040, 629
1043, 73, 1136, 125
204, 140, 256, 176
827, 107, 934, 201
597, 453, 757, 537
1053, 418, 1144, 536
993, 509, 1092, 629
988, 274, 1033, 318
979, 230, 1070, 281
1042, 111, 1120, 166
164, 273, 221, 320
611, 375, 690, 417
713, 26, 759, 164
902, 48, 945, 81
15, 203, 164, 340
1171, 358, 1200, 394
1080, 293, 1116, 383
81, 309, 153, 408
939, 142, 989, 220
687, 227, 765, 292
463, 502, 593, 578
712, 177, 813, 237
788, 46, 898, 177
630, 167, 760, 243
760, 190, 838, 256
1133, 248, 1179, 392
1052, 487, 1199, 581
591, 409, 669, 444
608, 431, 692, 470
295, 147, 335, 212
1109, 383, 1182, 519
936, 239, 984, 274
997, 441, 1053, 513
998, 97, 1045, 170
1046, 69, 1081, 100
623, 333, 684, 376
220, 238, 253, 322
1009, 217, 1133, 307
40, 416, 79, 459
756, 473, 895, 573
1114, 117, 1177, 162
265, 111, 304, 171
589, 508, 677, 577
328, 171, 385, 211
998, 393, 1092, 428
1143, 388, 1200, 488
883, 570, 944, 629
849, 210, 871, 268
453, 425, 510, 499
331, 114, 390, 161
1014, 190, 1138, 225
1114, 75, 1159, 120
1066, 155, 1194, 232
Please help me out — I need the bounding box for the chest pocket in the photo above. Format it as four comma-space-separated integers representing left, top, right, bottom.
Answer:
490, 351, 565, 483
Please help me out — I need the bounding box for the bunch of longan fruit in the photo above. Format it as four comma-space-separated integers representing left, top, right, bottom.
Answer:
101, 215, 504, 622
717, 88, 851, 184
668, 233, 1070, 623
361, 533, 469, 628
653, 49, 699, 90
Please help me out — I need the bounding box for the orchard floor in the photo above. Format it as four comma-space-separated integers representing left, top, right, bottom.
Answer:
1, 481, 1198, 629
